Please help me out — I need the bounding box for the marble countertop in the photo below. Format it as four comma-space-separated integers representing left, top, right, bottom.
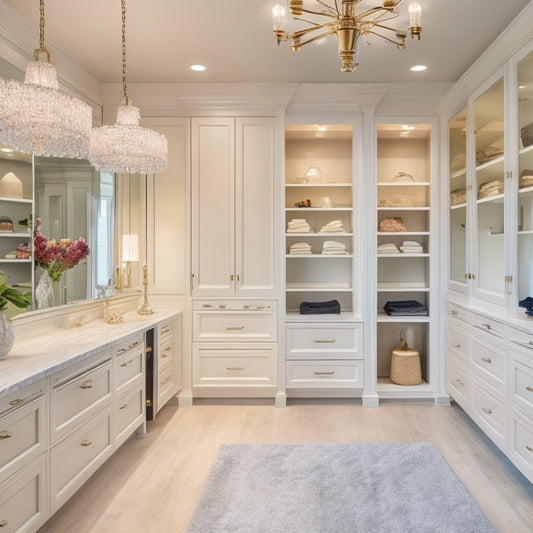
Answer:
0, 308, 181, 398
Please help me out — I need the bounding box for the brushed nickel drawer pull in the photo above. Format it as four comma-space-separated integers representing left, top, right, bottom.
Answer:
526, 445, 533, 453
526, 386, 533, 393
481, 407, 492, 415
0, 520, 7, 527
313, 339, 336, 343
480, 357, 492, 364
226, 366, 244, 371
80, 379, 94, 389
80, 440, 92, 447
0, 431, 12, 439
314, 371, 335, 375
120, 358, 134, 367
119, 403, 129, 410
226, 326, 245, 331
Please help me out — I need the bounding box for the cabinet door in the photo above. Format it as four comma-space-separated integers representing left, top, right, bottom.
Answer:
472, 75, 507, 306
191, 118, 235, 296
235, 117, 276, 296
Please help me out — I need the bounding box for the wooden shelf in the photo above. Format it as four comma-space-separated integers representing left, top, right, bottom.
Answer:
0, 197, 32, 204
476, 193, 504, 205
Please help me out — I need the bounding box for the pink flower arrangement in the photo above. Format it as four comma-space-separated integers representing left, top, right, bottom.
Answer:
34, 220, 89, 282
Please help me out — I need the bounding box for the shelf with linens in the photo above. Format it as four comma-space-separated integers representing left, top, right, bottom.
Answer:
375, 122, 435, 396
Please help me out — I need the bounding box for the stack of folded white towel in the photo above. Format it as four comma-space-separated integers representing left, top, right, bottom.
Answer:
319, 220, 344, 232
289, 242, 312, 254
287, 219, 311, 233
322, 241, 347, 255
377, 243, 400, 254
399, 240, 423, 253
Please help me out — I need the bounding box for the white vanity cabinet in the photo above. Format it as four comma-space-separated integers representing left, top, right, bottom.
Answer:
154, 318, 181, 414
191, 117, 276, 297
192, 300, 277, 397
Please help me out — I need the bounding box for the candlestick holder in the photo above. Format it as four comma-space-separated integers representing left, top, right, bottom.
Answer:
138, 264, 154, 315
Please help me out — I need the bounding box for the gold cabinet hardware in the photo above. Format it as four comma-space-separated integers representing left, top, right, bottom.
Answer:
146, 399, 152, 407
117, 347, 127, 354
161, 327, 171, 335
471, 273, 476, 280
9, 398, 22, 406
80, 440, 92, 447
526, 445, 533, 453
454, 344, 461, 349
120, 358, 134, 367
464, 273, 469, 279
161, 376, 172, 385
505, 275, 513, 283
202, 304, 212, 308
455, 379, 464, 386
226, 326, 245, 331
237, 274, 240, 283
481, 407, 492, 415
526, 386, 533, 393
450, 310, 458, 316
230, 274, 234, 282
314, 371, 335, 375
480, 357, 492, 364
226, 366, 244, 371
129, 341, 140, 349
0, 431, 12, 439
0, 520, 7, 527
79, 379, 94, 389
313, 339, 336, 343
190, 273, 195, 291
479, 323, 491, 330
146, 347, 153, 353
119, 403, 128, 410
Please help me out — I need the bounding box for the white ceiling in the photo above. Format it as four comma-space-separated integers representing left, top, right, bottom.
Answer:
2, 0, 531, 85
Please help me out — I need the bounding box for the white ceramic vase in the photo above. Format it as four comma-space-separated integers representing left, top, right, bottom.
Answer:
36, 269, 55, 309
0, 312, 15, 360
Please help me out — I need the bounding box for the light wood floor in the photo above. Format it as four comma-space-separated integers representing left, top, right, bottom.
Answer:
38, 400, 533, 533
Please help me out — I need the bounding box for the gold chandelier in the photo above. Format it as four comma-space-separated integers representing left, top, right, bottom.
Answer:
272, 0, 422, 73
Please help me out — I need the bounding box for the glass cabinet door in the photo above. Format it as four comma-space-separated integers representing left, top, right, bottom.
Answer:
449, 108, 468, 289
473, 76, 506, 303
517, 49, 533, 309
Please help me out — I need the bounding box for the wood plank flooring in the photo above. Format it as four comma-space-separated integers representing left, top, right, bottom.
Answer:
38, 400, 533, 533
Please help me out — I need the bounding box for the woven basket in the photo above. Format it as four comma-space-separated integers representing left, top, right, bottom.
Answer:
0, 172, 23, 199
390, 347, 422, 386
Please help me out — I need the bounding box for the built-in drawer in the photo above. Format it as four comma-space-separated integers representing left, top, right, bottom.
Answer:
193, 311, 276, 342
158, 338, 173, 370
471, 314, 505, 340
193, 300, 276, 312
115, 342, 144, 394
50, 407, 113, 512
0, 393, 47, 486
446, 325, 470, 360
115, 333, 144, 359
51, 348, 112, 389
157, 364, 178, 407
193, 344, 276, 387
286, 323, 362, 360
510, 350, 533, 419
471, 337, 505, 391
286, 360, 364, 389
114, 386, 144, 446
473, 382, 506, 450
0, 456, 47, 533
509, 407, 533, 484
446, 302, 472, 324
51, 359, 112, 443
446, 356, 472, 410
158, 321, 173, 343
0, 379, 46, 420
508, 326, 533, 355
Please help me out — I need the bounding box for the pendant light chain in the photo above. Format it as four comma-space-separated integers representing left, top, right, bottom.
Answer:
121, 0, 129, 105
35, 0, 50, 62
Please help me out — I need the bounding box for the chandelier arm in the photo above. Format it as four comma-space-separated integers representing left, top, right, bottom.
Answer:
296, 8, 337, 19
355, 7, 399, 23
334, 0, 340, 16
371, 22, 404, 34
121, 0, 129, 105
314, 0, 337, 16
364, 29, 404, 46
291, 22, 336, 39
296, 28, 337, 47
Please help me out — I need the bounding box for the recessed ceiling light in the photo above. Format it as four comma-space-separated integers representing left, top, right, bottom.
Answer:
316, 125, 327, 131
190, 64, 206, 72
410, 65, 427, 72
519, 85, 526, 89
402, 125, 415, 131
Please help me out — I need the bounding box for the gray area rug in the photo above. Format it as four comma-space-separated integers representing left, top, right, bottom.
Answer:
187, 442, 496, 533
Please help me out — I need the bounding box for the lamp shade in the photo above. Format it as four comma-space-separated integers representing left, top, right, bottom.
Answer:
122, 233, 139, 262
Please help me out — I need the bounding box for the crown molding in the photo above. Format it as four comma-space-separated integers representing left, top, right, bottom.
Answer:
0, 1, 103, 108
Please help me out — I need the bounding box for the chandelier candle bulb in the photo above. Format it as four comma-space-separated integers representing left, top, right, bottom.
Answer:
409, 2, 422, 39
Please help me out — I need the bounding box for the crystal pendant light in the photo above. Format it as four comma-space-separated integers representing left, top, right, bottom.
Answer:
88, 0, 167, 174
0, 0, 92, 158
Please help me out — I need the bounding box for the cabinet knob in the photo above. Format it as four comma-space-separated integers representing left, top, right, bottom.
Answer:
80, 440, 92, 447
526, 386, 533, 393
454, 344, 461, 349
0, 520, 7, 527
79, 379, 94, 389
480, 357, 492, 364
526, 445, 533, 453
481, 407, 492, 415
0, 431, 12, 440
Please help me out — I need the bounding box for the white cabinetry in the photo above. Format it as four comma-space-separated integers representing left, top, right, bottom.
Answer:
154, 318, 181, 414
191, 117, 276, 297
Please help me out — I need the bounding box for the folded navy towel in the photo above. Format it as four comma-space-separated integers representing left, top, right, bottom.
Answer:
519, 297, 533, 310
384, 300, 428, 316
300, 300, 341, 314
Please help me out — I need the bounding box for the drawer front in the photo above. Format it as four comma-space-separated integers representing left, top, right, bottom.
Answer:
51, 360, 112, 442
473, 383, 506, 449
471, 338, 505, 389
115, 344, 144, 394
0, 456, 47, 533
0, 395, 47, 486
446, 357, 472, 409
0, 379, 46, 420
115, 386, 144, 445
193, 311, 276, 341
286, 324, 362, 360
286, 360, 364, 389
446, 302, 471, 324
51, 348, 112, 388
446, 326, 470, 360
158, 338, 173, 370
510, 351, 533, 418
157, 364, 178, 407
471, 314, 505, 339
509, 327, 533, 355
510, 408, 533, 484
193, 300, 276, 312
50, 408, 112, 512
193, 345, 276, 386
159, 321, 173, 343
115, 334, 144, 359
